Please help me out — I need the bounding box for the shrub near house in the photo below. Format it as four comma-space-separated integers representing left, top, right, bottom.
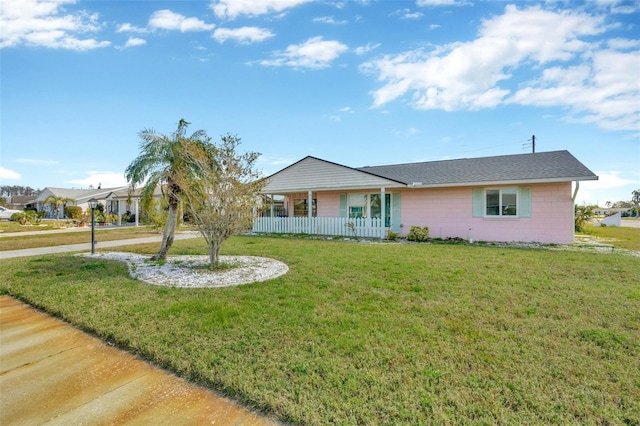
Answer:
64, 206, 83, 221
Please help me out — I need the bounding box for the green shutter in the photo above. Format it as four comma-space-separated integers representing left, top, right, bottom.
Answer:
339, 193, 347, 217
472, 189, 484, 217
391, 192, 401, 233
519, 187, 531, 217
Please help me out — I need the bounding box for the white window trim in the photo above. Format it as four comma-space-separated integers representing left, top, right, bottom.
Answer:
346, 193, 392, 224
484, 187, 519, 218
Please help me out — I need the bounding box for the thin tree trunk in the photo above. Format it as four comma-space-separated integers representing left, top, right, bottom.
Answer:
152, 203, 178, 261
208, 237, 222, 268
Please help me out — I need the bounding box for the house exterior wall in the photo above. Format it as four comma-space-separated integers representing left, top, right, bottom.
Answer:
397, 182, 574, 244
280, 183, 574, 244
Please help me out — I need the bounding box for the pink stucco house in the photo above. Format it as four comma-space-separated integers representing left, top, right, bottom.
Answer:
253, 150, 598, 244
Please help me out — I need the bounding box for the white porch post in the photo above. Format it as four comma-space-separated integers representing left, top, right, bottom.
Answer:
308, 190, 313, 234
380, 187, 386, 239
270, 194, 275, 217
117, 199, 123, 225
134, 198, 139, 227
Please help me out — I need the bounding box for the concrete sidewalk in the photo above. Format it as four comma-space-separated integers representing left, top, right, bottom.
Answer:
0, 232, 201, 260
0, 296, 278, 425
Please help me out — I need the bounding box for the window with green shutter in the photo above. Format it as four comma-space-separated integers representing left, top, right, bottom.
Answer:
473, 187, 531, 218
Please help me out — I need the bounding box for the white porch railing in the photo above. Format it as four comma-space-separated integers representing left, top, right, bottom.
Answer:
253, 217, 386, 239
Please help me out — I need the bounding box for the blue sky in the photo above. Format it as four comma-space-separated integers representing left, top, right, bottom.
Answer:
1, 0, 638, 206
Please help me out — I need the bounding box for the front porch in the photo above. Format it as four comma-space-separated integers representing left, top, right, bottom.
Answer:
253, 216, 386, 239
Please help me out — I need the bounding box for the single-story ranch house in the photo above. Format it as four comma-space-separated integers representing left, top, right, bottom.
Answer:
254, 150, 598, 244
34, 187, 128, 219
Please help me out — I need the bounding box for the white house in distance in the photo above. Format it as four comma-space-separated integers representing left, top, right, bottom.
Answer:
34, 187, 128, 219
254, 150, 598, 244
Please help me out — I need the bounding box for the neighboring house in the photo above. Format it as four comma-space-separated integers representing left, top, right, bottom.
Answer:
103, 186, 164, 225
7, 195, 37, 211
34, 187, 128, 219
254, 150, 598, 244
593, 207, 631, 216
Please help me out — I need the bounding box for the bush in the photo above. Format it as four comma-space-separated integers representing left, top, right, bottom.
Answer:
64, 205, 83, 220
406, 225, 430, 242
10, 210, 41, 225
386, 230, 399, 241
575, 204, 596, 232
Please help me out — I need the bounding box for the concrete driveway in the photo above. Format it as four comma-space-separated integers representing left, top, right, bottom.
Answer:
0, 296, 278, 425
621, 219, 640, 228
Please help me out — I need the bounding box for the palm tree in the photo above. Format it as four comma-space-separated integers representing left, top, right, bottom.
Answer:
43, 195, 74, 220
125, 119, 212, 261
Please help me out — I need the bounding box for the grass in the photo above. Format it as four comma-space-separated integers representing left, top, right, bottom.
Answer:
0, 220, 60, 232
1, 235, 639, 425
578, 223, 640, 251
0, 226, 161, 251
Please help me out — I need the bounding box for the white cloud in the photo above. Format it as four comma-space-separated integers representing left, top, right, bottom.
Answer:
124, 37, 146, 48
0, 166, 21, 180
312, 16, 349, 24
590, 171, 636, 189
66, 171, 127, 189
363, 5, 639, 132
117, 23, 148, 34
16, 158, 58, 165
509, 49, 640, 131
211, 0, 312, 19
404, 12, 424, 19
416, 0, 467, 6
260, 36, 348, 69
391, 9, 423, 19
0, 0, 110, 50
148, 10, 214, 32
355, 42, 381, 56
577, 171, 639, 205
607, 37, 640, 50
394, 127, 421, 137
213, 27, 274, 44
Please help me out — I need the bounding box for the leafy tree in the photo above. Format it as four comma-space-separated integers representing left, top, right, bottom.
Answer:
611, 200, 632, 208
632, 189, 640, 217
43, 195, 74, 219
575, 204, 596, 232
0, 185, 38, 197
177, 134, 264, 267
125, 119, 211, 261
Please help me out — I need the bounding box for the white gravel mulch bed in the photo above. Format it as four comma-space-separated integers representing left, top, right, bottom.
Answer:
83, 252, 289, 288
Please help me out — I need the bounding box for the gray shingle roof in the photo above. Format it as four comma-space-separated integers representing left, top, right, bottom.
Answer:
35, 187, 128, 203
357, 150, 597, 186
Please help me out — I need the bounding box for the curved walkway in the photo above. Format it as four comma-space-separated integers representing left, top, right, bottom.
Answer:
0, 296, 279, 425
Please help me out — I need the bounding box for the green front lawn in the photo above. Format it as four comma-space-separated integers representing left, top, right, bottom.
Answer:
1, 236, 638, 424
579, 223, 640, 251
